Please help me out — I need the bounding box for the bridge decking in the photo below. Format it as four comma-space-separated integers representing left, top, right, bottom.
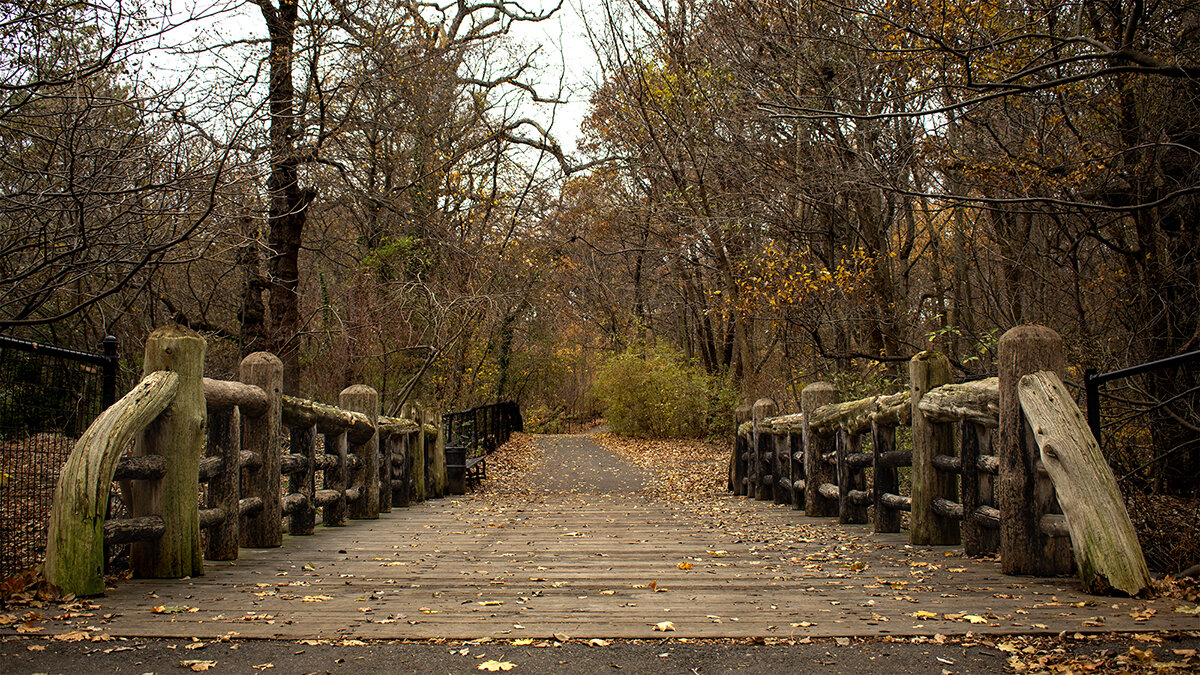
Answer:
35, 435, 1197, 640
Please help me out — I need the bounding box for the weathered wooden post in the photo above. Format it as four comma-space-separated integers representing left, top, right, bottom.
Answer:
751, 398, 776, 500
341, 385, 380, 519
960, 422, 999, 554
393, 433, 411, 507
412, 405, 427, 502
774, 429, 790, 506
204, 407, 240, 560
872, 420, 901, 532
998, 325, 1072, 576
802, 383, 839, 517
240, 352, 283, 548
788, 430, 805, 510
836, 430, 869, 524
323, 431, 348, 526
731, 403, 752, 495
431, 410, 447, 498
910, 351, 959, 545
127, 325, 206, 579
379, 428, 393, 513
287, 425, 317, 534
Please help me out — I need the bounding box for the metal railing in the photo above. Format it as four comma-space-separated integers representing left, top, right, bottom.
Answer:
0, 335, 119, 579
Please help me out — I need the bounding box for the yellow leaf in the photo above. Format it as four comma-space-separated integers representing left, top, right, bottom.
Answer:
654, 621, 676, 631
511, 639, 534, 646
478, 659, 516, 671
911, 611, 937, 619
180, 660, 217, 672
964, 615, 988, 624
677, 562, 693, 570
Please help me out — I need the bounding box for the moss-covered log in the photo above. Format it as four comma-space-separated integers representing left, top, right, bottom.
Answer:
1019, 370, 1150, 596
44, 371, 179, 595
918, 377, 999, 427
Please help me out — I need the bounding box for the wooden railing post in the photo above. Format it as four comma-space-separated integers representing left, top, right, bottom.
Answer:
128, 325, 206, 579
999, 325, 1072, 576
341, 385, 380, 519
204, 407, 240, 560
239, 352, 283, 548
393, 433, 411, 507
323, 431, 348, 526
731, 403, 752, 495
910, 351, 959, 546
751, 398, 776, 500
431, 410, 447, 499
379, 429, 393, 513
871, 421, 901, 532
802, 383, 839, 517
788, 430, 804, 510
288, 425, 317, 534
412, 405, 427, 502
774, 430, 789, 506
836, 430, 868, 523
961, 422, 999, 555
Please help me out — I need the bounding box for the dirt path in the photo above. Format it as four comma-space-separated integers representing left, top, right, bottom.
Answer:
523, 434, 649, 494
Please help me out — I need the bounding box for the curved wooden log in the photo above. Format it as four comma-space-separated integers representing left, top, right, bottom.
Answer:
203, 377, 269, 416
919, 377, 999, 427
1019, 370, 1150, 596
281, 395, 375, 444
45, 371, 179, 595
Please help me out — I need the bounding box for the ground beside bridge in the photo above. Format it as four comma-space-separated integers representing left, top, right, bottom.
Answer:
2, 431, 1199, 672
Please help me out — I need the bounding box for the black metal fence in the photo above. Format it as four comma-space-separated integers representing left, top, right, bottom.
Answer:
0, 335, 119, 579
1084, 350, 1200, 573
443, 401, 523, 459
1085, 350, 1200, 495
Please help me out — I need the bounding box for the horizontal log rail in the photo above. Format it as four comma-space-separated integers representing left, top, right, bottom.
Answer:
730, 325, 1150, 596
42, 324, 498, 597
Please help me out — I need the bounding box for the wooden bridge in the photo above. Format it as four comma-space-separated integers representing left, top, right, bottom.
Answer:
24, 434, 1199, 640
20, 324, 1199, 641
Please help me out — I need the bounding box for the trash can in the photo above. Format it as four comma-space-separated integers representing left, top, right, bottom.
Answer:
445, 445, 467, 495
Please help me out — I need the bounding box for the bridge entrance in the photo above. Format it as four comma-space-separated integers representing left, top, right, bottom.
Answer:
21, 433, 1194, 640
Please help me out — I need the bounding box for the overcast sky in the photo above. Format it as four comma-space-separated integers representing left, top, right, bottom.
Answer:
506, 0, 598, 154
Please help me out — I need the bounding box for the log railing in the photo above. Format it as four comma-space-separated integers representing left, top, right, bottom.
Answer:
45, 325, 448, 596
732, 325, 1152, 596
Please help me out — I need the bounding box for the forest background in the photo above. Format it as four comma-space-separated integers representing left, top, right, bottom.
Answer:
2, 0, 1198, 495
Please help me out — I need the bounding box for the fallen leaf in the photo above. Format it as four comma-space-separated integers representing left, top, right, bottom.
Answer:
553, 632, 570, 642
152, 605, 197, 614
180, 660, 217, 672
653, 621, 675, 632
478, 659, 516, 671
589, 638, 611, 646
677, 562, 693, 570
